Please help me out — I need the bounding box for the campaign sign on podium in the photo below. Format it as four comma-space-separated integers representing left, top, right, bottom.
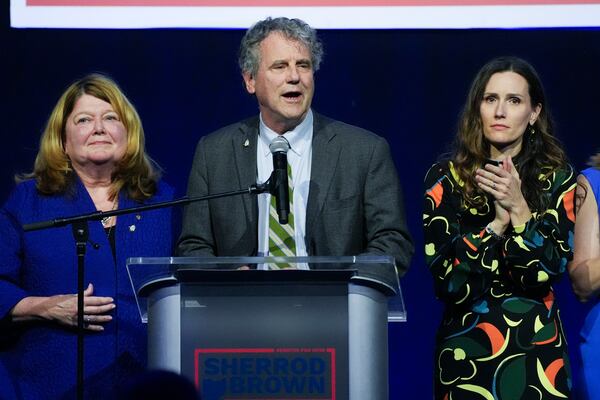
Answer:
127, 256, 405, 400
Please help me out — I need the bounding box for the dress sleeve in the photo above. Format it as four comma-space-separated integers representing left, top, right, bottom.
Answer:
0, 197, 29, 320
503, 166, 576, 291
423, 163, 503, 306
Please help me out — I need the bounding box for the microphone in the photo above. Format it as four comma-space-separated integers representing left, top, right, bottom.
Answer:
269, 136, 291, 225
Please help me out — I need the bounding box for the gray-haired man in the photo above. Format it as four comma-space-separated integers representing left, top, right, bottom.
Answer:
177, 17, 413, 275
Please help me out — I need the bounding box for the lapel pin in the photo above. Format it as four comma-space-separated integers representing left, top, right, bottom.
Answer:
243, 139, 250, 147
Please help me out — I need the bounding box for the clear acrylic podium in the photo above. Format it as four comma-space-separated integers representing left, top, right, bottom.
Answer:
127, 256, 405, 400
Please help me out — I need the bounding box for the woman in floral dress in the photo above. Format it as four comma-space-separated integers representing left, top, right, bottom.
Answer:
424, 56, 575, 400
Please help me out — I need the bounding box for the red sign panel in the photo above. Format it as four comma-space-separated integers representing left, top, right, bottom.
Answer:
195, 347, 337, 400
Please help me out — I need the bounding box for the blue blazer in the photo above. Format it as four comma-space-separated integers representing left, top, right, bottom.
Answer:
0, 178, 175, 399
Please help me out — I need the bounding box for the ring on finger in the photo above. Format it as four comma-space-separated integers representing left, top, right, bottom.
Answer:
492, 182, 496, 189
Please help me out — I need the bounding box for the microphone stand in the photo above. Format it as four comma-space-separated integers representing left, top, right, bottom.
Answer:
22, 180, 273, 400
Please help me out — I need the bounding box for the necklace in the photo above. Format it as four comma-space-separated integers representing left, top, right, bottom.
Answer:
100, 197, 118, 227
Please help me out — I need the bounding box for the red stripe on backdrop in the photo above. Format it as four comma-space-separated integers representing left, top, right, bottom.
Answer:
25, 0, 600, 6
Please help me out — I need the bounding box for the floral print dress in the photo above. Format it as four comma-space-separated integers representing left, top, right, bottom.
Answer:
423, 161, 576, 400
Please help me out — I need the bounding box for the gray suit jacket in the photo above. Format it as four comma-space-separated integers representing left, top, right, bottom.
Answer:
176, 113, 413, 275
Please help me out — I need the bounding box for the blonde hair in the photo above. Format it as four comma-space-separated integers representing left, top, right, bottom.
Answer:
20, 73, 160, 201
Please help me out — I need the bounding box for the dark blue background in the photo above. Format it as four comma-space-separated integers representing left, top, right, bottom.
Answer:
2, 3, 599, 398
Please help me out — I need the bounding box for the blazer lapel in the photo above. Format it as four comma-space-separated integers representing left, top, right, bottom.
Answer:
71, 178, 117, 266
232, 119, 259, 230
305, 114, 340, 246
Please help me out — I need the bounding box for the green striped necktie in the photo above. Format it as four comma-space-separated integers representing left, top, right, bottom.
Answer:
268, 163, 296, 269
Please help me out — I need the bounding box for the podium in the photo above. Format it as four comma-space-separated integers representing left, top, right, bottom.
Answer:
127, 256, 405, 400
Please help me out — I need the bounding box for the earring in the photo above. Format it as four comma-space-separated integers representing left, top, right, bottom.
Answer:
528, 124, 536, 143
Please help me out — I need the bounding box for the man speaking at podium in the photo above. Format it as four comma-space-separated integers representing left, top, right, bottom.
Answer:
176, 17, 413, 275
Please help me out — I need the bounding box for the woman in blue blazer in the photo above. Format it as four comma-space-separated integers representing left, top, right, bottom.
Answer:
0, 74, 175, 399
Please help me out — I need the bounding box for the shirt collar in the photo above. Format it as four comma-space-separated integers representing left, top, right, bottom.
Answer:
259, 109, 313, 157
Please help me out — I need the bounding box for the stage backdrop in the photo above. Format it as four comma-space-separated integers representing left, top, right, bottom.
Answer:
11, 0, 600, 28
2, 2, 599, 398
